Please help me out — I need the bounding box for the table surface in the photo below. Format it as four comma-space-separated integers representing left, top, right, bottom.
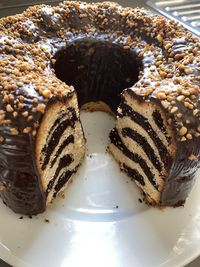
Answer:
0, 1, 199, 267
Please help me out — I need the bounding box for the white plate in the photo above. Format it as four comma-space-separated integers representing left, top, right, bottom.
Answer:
0, 111, 200, 267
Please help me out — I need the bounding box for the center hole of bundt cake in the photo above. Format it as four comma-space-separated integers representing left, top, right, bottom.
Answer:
53, 39, 141, 112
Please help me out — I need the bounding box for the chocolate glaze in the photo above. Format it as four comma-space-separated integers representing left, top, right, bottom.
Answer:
0, 1, 199, 214
161, 139, 200, 206
0, 126, 45, 215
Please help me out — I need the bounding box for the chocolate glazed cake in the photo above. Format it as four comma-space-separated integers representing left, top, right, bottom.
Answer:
0, 1, 199, 215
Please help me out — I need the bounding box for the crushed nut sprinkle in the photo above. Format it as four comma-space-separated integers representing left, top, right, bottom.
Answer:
10, 128, 19, 135
0, 1, 198, 141
188, 154, 198, 161
6, 104, 14, 113
23, 127, 32, 134
179, 126, 187, 136
36, 103, 46, 113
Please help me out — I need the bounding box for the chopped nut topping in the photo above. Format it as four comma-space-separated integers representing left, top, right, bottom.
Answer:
10, 128, 19, 135
37, 103, 46, 113
186, 133, 192, 139
188, 154, 198, 161
23, 127, 31, 134
161, 100, 170, 109
0, 1, 198, 139
177, 95, 185, 102
157, 92, 166, 100
6, 104, 14, 112
157, 34, 163, 43
170, 107, 178, 113
22, 111, 29, 117
42, 89, 51, 99
179, 126, 187, 136
181, 136, 186, 142
184, 68, 193, 75
17, 82, 24, 87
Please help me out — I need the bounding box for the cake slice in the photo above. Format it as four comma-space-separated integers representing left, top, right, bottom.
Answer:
36, 93, 86, 205
109, 87, 199, 206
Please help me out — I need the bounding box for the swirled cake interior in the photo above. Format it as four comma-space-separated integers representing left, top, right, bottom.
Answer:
36, 94, 85, 204
109, 90, 176, 204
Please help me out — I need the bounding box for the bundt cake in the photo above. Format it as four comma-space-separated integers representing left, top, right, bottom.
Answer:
0, 1, 199, 215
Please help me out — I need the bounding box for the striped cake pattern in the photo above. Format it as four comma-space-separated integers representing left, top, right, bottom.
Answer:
36, 94, 85, 204
109, 89, 176, 205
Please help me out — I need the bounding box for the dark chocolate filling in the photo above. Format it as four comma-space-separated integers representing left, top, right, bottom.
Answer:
122, 127, 162, 172
47, 111, 66, 139
46, 154, 73, 194
54, 38, 142, 112
50, 134, 74, 168
120, 102, 170, 168
53, 164, 80, 197
41, 113, 77, 171
45, 107, 77, 144
110, 128, 158, 189
152, 110, 171, 143
122, 163, 145, 186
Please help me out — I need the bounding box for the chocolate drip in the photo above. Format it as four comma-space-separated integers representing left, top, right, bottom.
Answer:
122, 127, 162, 172
160, 139, 200, 206
120, 102, 170, 169
0, 128, 45, 215
47, 154, 73, 194
110, 128, 158, 189
50, 134, 74, 168
122, 163, 145, 186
